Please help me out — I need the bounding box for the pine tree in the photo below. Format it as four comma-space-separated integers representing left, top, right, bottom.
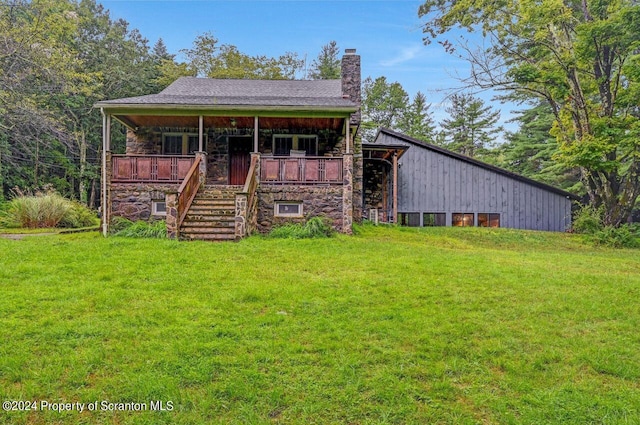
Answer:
397, 91, 435, 142
308, 41, 341, 80
440, 93, 502, 158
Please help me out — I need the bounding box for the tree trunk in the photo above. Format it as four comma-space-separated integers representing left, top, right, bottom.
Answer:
89, 178, 96, 209
79, 129, 88, 205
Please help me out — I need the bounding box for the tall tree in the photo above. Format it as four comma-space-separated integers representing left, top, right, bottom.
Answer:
361, 76, 410, 142
439, 93, 502, 158
419, 0, 640, 226
500, 103, 581, 191
309, 41, 341, 80
180, 32, 304, 80
397, 91, 436, 142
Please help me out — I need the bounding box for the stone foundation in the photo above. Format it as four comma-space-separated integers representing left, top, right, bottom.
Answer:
257, 185, 344, 233
110, 183, 178, 222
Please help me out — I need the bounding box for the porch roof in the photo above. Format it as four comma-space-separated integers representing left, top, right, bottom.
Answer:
95, 77, 357, 113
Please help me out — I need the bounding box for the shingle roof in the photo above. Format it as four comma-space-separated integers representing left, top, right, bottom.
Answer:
96, 77, 357, 110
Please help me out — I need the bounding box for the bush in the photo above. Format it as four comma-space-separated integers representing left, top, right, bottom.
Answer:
110, 217, 166, 238
0, 189, 99, 229
572, 205, 639, 248
2, 192, 71, 228
268, 216, 335, 239
572, 205, 604, 234
58, 200, 99, 228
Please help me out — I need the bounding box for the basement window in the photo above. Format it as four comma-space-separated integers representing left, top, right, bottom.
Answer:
423, 213, 446, 227
398, 212, 420, 227
152, 201, 167, 216
274, 202, 303, 218
478, 213, 500, 228
452, 213, 474, 227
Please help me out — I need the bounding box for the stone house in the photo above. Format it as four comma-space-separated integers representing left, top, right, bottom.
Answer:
96, 50, 362, 241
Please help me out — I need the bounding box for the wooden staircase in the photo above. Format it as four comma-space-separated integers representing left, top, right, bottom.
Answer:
179, 187, 240, 241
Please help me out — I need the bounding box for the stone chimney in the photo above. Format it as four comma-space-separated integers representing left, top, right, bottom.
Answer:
341, 48, 361, 125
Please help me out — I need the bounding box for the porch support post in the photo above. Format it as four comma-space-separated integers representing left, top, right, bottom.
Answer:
101, 110, 111, 237
198, 115, 203, 152
345, 119, 350, 154
392, 151, 398, 224
253, 116, 259, 153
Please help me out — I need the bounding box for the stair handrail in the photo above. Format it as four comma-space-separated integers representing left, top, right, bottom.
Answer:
177, 156, 202, 228
235, 155, 259, 238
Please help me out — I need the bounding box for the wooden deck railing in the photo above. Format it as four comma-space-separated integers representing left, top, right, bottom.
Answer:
260, 156, 343, 184
177, 156, 201, 228
111, 155, 195, 183
236, 155, 260, 238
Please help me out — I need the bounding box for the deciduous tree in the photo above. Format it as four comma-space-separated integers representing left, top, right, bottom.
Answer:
419, 0, 640, 225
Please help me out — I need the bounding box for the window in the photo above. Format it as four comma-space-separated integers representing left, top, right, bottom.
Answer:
272, 135, 318, 156
478, 213, 500, 228
399, 212, 420, 227
423, 213, 446, 227
452, 213, 474, 227
162, 133, 205, 155
274, 202, 303, 217
152, 201, 167, 216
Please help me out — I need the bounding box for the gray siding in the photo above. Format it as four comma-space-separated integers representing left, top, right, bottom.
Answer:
376, 132, 572, 231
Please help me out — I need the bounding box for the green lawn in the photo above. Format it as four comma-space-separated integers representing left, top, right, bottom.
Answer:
0, 226, 638, 424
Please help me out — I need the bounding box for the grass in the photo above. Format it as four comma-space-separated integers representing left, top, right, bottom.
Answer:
0, 225, 638, 424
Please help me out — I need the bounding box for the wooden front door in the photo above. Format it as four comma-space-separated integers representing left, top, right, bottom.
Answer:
229, 136, 252, 185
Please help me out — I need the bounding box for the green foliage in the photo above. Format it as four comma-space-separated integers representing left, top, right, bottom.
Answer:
439, 93, 503, 158
572, 205, 605, 235
2, 192, 70, 228
180, 31, 304, 80
110, 217, 166, 238
573, 205, 639, 248
361, 76, 410, 142
268, 216, 335, 239
397, 91, 436, 142
419, 0, 640, 226
58, 200, 99, 228
0, 190, 98, 229
309, 40, 341, 80
500, 103, 582, 192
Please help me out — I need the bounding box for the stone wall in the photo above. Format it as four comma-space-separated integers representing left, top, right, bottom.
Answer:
206, 135, 229, 184
256, 185, 344, 233
363, 159, 390, 221
110, 183, 177, 222
126, 128, 160, 155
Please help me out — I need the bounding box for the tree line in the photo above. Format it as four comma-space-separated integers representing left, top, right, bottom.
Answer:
1, 0, 636, 225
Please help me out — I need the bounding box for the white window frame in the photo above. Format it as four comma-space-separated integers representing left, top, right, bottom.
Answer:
274, 201, 303, 218
152, 201, 167, 216
162, 133, 207, 155
272, 134, 318, 156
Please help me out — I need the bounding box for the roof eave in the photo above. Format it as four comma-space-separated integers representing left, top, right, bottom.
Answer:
94, 102, 357, 115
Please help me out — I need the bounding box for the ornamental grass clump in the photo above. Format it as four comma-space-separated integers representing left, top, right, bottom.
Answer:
3, 192, 71, 228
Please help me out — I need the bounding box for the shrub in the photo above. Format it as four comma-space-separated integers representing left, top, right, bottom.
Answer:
572, 205, 639, 248
58, 201, 99, 228
110, 217, 166, 238
572, 205, 604, 234
269, 216, 335, 239
3, 192, 71, 228
592, 225, 639, 249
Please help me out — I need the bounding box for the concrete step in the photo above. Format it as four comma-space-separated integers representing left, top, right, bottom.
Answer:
190, 199, 236, 208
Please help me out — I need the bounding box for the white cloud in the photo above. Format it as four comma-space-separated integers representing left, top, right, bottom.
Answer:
379, 44, 424, 67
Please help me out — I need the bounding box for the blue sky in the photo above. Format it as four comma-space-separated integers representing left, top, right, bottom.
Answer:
101, 0, 515, 133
